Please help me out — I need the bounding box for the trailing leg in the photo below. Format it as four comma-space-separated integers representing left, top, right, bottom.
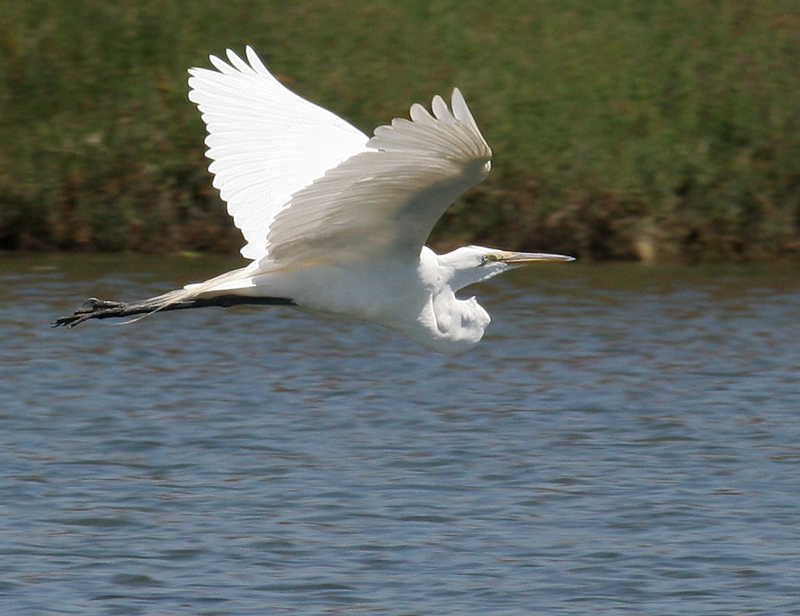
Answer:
53, 293, 296, 327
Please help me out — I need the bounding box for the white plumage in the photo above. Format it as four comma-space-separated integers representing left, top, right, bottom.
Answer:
57, 47, 573, 352
188, 47, 369, 262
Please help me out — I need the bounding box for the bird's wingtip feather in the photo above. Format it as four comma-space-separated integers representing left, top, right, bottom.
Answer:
430, 95, 452, 123
208, 53, 230, 73
450, 88, 481, 134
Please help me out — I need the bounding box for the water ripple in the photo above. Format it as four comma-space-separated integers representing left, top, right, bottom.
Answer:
1, 256, 799, 615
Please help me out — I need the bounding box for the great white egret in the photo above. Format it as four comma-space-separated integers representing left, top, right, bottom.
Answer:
55, 46, 573, 352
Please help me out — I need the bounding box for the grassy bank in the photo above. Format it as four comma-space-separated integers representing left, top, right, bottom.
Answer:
2, 0, 799, 262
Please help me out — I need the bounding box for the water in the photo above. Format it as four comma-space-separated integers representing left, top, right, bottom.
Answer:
2, 254, 799, 615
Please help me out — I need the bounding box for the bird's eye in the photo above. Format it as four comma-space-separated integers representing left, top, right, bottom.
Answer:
480, 254, 500, 266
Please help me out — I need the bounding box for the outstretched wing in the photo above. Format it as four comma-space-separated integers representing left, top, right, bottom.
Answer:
188, 47, 369, 261
265, 88, 492, 266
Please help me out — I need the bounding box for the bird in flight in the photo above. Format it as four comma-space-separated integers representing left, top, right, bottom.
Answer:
55, 47, 573, 352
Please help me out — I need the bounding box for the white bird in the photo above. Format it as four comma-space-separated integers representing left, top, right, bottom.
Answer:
55, 46, 573, 352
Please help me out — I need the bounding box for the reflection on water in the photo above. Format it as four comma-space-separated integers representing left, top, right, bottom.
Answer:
2, 254, 799, 615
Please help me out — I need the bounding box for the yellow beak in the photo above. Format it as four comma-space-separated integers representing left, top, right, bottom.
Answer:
500, 251, 575, 264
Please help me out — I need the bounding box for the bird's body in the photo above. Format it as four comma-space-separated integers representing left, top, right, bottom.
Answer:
183, 246, 493, 352
56, 47, 573, 352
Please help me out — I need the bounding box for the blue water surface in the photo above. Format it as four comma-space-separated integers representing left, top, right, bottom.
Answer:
1, 255, 799, 615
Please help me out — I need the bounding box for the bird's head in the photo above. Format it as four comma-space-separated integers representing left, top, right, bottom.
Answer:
439, 245, 574, 291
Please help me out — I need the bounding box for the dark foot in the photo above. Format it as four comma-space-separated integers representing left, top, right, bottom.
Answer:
53, 298, 129, 328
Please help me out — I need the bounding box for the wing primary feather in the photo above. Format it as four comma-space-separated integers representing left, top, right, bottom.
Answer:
208, 54, 240, 75
409, 103, 437, 127
226, 49, 257, 75
245, 45, 274, 79
450, 88, 481, 134
431, 95, 454, 123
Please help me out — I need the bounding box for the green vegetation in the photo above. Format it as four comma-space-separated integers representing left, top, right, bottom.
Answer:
2, 0, 799, 262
